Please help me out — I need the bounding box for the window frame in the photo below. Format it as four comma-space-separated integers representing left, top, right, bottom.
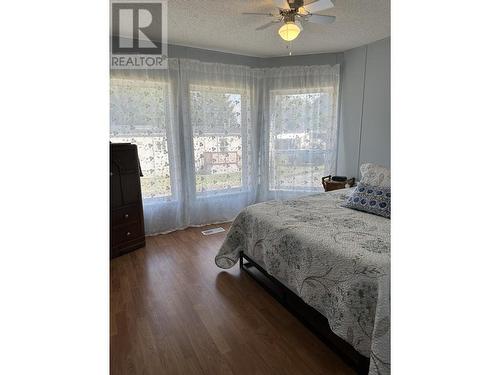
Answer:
110, 78, 177, 201
188, 84, 251, 197
267, 86, 336, 193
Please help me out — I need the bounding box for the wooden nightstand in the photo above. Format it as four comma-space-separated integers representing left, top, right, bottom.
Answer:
321, 176, 355, 192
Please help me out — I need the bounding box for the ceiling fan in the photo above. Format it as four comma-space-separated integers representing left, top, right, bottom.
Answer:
243, 0, 336, 42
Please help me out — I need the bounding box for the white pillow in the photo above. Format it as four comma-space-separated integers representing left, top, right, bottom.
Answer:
360, 163, 391, 187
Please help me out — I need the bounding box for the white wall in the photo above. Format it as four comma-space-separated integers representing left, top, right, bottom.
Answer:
337, 37, 390, 179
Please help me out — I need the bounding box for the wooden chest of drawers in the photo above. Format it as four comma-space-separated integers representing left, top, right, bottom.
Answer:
110, 143, 145, 258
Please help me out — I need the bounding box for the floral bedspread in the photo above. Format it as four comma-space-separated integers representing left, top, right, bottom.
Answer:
215, 189, 390, 375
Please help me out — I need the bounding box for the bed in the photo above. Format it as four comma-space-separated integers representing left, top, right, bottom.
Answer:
215, 188, 390, 375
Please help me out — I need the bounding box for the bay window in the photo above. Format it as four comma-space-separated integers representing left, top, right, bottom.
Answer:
110, 60, 339, 234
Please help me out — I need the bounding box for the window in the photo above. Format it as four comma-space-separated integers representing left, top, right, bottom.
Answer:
269, 88, 335, 191
110, 78, 172, 199
189, 85, 247, 194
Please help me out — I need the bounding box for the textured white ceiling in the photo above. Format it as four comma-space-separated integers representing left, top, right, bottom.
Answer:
167, 0, 390, 57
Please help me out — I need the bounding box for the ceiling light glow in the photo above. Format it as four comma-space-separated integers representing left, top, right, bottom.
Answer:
278, 21, 302, 42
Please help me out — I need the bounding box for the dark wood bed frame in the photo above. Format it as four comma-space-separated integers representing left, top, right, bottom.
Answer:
240, 252, 370, 375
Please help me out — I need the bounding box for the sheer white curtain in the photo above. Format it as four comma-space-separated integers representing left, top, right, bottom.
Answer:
110, 60, 340, 235
258, 65, 340, 201
177, 59, 261, 226
110, 59, 261, 234
110, 61, 185, 234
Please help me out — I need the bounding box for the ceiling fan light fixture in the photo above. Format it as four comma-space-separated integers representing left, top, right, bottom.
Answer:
278, 21, 302, 42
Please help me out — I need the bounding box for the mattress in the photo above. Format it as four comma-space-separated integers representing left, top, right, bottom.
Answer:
215, 189, 390, 375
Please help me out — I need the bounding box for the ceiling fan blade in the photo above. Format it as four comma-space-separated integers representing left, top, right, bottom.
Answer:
302, 0, 334, 13
306, 14, 336, 24
273, 0, 291, 10
242, 12, 276, 16
256, 21, 280, 30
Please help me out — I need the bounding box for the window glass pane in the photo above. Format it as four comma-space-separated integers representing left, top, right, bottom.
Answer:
269, 89, 334, 191
110, 79, 172, 199
190, 86, 244, 194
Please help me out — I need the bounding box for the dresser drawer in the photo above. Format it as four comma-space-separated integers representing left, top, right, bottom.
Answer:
112, 204, 141, 227
111, 221, 144, 246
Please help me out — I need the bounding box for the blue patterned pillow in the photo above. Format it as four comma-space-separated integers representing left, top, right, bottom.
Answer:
342, 183, 391, 218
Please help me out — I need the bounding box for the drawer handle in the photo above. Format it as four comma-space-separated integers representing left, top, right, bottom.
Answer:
126, 231, 131, 237
124, 213, 129, 219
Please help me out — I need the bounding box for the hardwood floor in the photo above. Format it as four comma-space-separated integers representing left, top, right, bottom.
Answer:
110, 224, 355, 375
